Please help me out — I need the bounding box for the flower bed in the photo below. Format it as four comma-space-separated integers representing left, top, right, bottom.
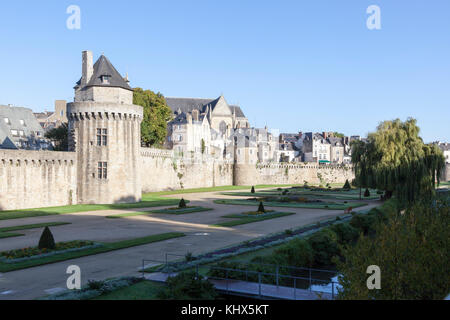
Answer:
0, 240, 96, 261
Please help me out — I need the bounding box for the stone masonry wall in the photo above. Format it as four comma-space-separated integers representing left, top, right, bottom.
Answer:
0, 150, 77, 210
233, 163, 354, 186
141, 148, 233, 192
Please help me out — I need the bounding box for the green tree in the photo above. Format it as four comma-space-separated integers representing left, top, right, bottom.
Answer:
45, 123, 68, 151
351, 118, 445, 205
157, 272, 217, 300
343, 180, 351, 190
133, 88, 173, 147
201, 139, 206, 154
38, 227, 56, 250
258, 201, 265, 213
336, 198, 450, 300
179, 198, 187, 208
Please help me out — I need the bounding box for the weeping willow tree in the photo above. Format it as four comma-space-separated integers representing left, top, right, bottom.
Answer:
351, 118, 445, 205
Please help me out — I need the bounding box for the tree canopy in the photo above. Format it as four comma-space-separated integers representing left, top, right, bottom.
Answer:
133, 88, 173, 147
336, 197, 450, 300
45, 123, 68, 151
351, 118, 445, 205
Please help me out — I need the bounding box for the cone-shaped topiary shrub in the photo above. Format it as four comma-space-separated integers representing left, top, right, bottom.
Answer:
343, 180, 351, 190
258, 201, 265, 213
251, 186, 255, 193
179, 198, 187, 208
38, 226, 56, 250
364, 188, 371, 197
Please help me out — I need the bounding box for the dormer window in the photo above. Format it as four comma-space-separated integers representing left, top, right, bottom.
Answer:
101, 75, 111, 84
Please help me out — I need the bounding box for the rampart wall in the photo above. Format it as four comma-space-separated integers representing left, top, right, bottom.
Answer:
0, 150, 77, 210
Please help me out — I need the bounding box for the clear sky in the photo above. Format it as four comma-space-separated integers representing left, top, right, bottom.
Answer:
0, 0, 448, 142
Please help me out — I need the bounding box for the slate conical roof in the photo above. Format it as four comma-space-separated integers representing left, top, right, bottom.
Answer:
84, 55, 132, 91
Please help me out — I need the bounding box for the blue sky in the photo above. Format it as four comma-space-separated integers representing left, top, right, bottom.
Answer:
0, 0, 449, 142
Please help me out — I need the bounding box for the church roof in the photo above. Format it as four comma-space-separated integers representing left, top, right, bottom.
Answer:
77, 55, 132, 91
165, 96, 246, 118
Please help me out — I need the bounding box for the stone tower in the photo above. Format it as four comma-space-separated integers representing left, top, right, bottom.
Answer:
68, 51, 143, 204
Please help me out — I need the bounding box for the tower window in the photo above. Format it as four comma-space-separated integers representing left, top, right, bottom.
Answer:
101, 75, 110, 84
97, 129, 108, 146
4, 118, 10, 125
98, 162, 107, 179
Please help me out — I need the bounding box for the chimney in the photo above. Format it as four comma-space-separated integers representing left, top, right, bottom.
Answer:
192, 109, 199, 121
81, 51, 94, 86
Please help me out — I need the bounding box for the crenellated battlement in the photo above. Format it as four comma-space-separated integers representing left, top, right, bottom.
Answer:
0, 149, 76, 166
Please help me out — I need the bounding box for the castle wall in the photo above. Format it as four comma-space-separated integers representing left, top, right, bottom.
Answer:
441, 163, 450, 182
140, 148, 233, 192
233, 163, 354, 186
0, 149, 77, 210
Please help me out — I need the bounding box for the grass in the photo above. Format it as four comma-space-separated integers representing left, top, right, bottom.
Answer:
0, 196, 181, 221
0, 232, 185, 273
144, 184, 303, 197
93, 280, 165, 300
0, 184, 301, 221
0, 222, 71, 240
214, 199, 368, 210
0, 232, 24, 239
212, 212, 295, 227
0, 222, 71, 233
148, 206, 212, 215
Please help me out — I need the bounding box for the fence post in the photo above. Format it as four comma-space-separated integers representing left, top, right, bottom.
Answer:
165, 253, 168, 273
309, 268, 312, 290
294, 278, 297, 300
332, 282, 335, 300
258, 273, 262, 298
276, 266, 279, 288
142, 260, 145, 279
196, 264, 199, 279
226, 270, 229, 293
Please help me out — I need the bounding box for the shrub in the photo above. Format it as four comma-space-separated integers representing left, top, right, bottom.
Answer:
251, 186, 255, 193
38, 227, 56, 250
307, 229, 339, 267
330, 223, 360, 245
185, 252, 196, 262
282, 190, 289, 195
179, 198, 187, 208
258, 202, 265, 213
350, 214, 376, 235
285, 229, 293, 235
343, 180, 351, 190
157, 272, 217, 300
87, 280, 105, 291
364, 188, 371, 197
274, 238, 314, 267
207, 261, 245, 280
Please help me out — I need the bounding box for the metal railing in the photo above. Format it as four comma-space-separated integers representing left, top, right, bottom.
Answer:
207, 266, 337, 300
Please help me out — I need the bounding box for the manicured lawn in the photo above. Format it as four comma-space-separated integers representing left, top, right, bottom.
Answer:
214, 199, 368, 210
93, 280, 165, 300
148, 206, 212, 215
212, 212, 296, 227
0, 222, 71, 233
221, 188, 380, 200
0, 197, 181, 221
0, 232, 185, 273
0, 222, 71, 239
143, 184, 303, 197
0, 232, 24, 239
